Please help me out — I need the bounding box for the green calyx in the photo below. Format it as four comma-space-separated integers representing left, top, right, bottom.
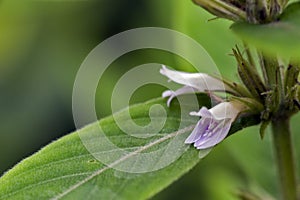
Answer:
232, 46, 300, 139
283, 63, 300, 114
233, 47, 266, 102
230, 96, 264, 114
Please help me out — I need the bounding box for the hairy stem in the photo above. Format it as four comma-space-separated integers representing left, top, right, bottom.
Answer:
272, 118, 298, 200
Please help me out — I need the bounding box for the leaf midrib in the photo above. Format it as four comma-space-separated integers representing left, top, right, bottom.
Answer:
0, 125, 195, 200
51, 125, 194, 200
1, 116, 196, 183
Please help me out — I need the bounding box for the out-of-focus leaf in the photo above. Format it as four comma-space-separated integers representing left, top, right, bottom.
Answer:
231, 2, 300, 58
170, 1, 240, 80
0, 95, 259, 200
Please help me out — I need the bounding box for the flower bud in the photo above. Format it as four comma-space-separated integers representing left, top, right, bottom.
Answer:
233, 48, 266, 101
284, 64, 300, 111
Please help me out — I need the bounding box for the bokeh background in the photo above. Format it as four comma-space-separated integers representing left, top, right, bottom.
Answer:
0, 0, 299, 199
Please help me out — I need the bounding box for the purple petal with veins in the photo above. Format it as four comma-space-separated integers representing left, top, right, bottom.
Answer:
184, 102, 243, 149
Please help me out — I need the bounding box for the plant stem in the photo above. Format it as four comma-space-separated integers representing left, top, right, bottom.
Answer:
272, 118, 298, 200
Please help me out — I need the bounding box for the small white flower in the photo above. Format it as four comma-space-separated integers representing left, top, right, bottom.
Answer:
185, 101, 245, 149
160, 65, 236, 106
160, 65, 253, 150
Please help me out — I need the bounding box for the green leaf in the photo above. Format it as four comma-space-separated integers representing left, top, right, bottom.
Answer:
231, 2, 300, 58
0, 95, 259, 200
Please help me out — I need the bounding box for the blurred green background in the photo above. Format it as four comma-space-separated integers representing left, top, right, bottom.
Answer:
0, 0, 299, 199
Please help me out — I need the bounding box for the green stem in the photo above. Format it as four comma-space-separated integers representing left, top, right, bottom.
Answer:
272, 118, 298, 200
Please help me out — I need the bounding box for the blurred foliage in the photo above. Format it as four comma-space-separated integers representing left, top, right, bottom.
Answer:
232, 2, 300, 59
0, 0, 299, 199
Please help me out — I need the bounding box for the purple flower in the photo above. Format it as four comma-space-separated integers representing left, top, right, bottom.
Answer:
185, 102, 243, 149
160, 65, 249, 149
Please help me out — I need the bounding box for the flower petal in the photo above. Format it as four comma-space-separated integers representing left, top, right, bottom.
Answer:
208, 102, 243, 121
189, 106, 212, 118
162, 86, 196, 107
194, 119, 231, 149
185, 117, 211, 144
160, 65, 230, 93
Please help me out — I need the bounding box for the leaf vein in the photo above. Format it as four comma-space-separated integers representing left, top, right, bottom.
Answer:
51, 125, 194, 200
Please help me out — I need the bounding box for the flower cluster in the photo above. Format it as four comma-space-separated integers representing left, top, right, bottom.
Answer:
161, 65, 262, 150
